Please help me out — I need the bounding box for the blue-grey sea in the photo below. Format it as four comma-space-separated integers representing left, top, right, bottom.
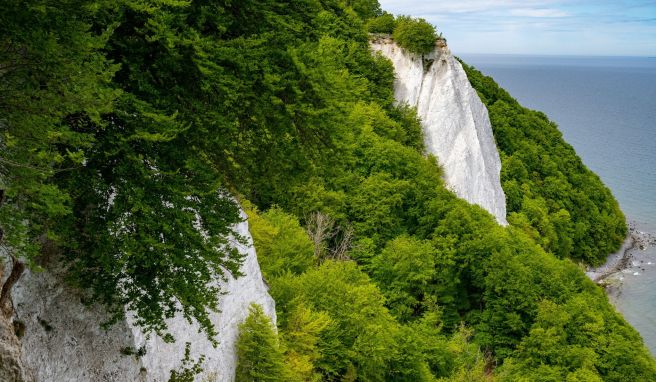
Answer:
460, 53, 656, 353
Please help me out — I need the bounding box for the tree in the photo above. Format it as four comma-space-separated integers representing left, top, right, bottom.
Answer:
54, 0, 255, 340
247, 204, 315, 278
393, 16, 438, 55
236, 304, 287, 382
282, 303, 331, 382
0, 0, 117, 311
367, 12, 396, 34
371, 235, 437, 321
271, 261, 400, 380
342, 0, 382, 19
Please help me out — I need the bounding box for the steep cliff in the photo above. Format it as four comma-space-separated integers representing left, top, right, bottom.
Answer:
7, 209, 274, 382
370, 36, 508, 225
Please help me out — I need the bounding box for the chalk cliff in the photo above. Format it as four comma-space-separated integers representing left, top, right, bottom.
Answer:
0, 311, 28, 382
370, 36, 508, 225
7, 209, 274, 382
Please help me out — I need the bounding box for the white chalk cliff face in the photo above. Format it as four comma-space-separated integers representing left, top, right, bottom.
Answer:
9, 209, 275, 382
370, 36, 508, 225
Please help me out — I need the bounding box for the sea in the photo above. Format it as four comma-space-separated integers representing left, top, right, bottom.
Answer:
459, 53, 656, 354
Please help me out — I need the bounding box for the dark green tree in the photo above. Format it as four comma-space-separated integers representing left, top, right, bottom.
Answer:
0, 0, 117, 307
56, 0, 247, 339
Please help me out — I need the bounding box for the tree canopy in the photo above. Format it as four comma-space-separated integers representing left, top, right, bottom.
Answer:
461, 62, 627, 265
393, 16, 438, 55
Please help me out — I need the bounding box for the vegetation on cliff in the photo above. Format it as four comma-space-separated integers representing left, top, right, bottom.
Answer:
366, 11, 396, 34
461, 62, 627, 265
392, 16, 439, 55
367, 13, 439, 55
0, 0, 652, 381
236, 304, 287, 382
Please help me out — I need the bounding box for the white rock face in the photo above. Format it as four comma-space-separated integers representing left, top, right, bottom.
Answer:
10, 209, 275, 382
371, 37, 508, 225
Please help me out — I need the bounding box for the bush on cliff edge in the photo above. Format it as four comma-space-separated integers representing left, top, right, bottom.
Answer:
393, 16, 438, 55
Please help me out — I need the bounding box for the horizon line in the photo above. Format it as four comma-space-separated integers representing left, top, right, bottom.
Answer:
455, 52, 656, 59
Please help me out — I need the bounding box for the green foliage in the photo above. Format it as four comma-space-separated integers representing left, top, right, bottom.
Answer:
341, 0, 382, 19
393, 16, 438, 55
0, 0, 118, 264
281, 303, 332, 382
4, 0, 655, 380
438, 326, 492, 382
272, 261, 399, 380
475, 230, 656, 381
367, 12, 396, 34
236, 304, 287, 382
371, 236, 437, 321
168, 343, 205, 382
461, 61, 627, 265
496, 296, 656, 381
246, 203, 315, 279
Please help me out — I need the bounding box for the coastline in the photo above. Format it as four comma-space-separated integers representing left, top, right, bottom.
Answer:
589, 221, 656, 354
586, 222, 656, 284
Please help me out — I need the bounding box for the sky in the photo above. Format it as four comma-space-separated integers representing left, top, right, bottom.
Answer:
378, 0, 656, 56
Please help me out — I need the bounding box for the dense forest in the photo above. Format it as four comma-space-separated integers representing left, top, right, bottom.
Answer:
462, 63, 627, 265
0, 0, 653, 381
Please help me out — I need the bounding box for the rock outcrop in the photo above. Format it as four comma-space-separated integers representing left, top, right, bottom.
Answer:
0, 311, 29, 382
7, 209, 275, 382
370, 36, 508, 225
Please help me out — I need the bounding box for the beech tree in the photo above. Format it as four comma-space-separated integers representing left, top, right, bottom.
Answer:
0, 0, 117, 310
236, 304, 287, 382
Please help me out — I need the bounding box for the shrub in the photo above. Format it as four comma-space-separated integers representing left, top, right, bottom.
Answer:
367, 12, 396, 34
393, 16, 438, 55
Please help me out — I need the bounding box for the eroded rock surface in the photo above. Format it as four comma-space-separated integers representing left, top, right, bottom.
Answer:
8, 209, 275, 382
0, 311, 29, 382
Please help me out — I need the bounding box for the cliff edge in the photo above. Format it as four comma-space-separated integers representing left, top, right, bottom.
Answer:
5, 209, 274, 382
370, 36, 508, 225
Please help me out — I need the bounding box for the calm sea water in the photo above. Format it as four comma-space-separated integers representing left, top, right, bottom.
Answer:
460, 53, 656, 353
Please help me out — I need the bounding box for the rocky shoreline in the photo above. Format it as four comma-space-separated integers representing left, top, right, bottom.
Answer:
586, 221, 656, 285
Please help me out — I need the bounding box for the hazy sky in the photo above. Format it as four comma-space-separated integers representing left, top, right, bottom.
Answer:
378, 0, 656, 56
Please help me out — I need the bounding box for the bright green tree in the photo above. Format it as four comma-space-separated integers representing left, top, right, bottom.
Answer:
246, 204, 314, 279
393, 16, 438, 55
367, 12, 396, 34
236, 304, 287, 382
281, 303, 332, 382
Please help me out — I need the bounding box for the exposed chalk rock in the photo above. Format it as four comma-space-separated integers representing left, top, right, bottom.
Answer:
0, 254, 31, 382
371, 36, 508, 225
9, 209, 275, 382
0, 312, 30, 382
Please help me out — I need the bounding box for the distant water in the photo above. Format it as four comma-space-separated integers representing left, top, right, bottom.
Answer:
460, 54, 656, 353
